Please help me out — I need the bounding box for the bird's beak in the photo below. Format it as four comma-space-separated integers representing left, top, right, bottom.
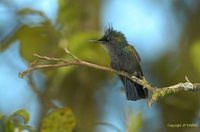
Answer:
97, 37, 106, 43
88, 38, 105, 44
88, 40, 99, 43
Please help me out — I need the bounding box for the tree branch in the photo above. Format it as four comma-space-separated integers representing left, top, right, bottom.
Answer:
19, 48, 200, 107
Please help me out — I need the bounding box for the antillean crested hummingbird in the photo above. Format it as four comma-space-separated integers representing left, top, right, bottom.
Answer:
93, 27, 148, 101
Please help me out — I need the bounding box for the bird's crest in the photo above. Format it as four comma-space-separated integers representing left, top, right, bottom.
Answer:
104, 26, 127, 44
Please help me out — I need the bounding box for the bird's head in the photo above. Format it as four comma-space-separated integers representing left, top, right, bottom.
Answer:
92, 27, 128, 46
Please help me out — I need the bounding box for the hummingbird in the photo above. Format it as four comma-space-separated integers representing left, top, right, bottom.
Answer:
93, 27, 148, 101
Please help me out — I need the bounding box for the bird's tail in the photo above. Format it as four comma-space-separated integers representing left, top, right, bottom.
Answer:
125, 78, 148, 101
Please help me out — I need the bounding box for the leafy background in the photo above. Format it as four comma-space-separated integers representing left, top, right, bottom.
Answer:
0, 0, 200, 132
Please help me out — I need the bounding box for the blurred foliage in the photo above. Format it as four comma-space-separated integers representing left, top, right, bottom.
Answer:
17, 8, 48, 19
0, 109, 36, 132
57, 0, 100, 33
1, 0, 200, 132
0, 108, 75, 132
0, 10, 63, 62
41, 107, 75, 132
0, 0, 110, 131
0, 0, 107, 131
127, 112, 143, 132
151, 2, 200, 132
190, 40, 200, 74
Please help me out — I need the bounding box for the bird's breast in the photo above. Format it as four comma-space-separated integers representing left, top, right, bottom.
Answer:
110, 51, 139, 73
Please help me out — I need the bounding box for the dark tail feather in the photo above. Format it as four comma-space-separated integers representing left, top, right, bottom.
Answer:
125, 78, 148, 101
119, 76, 148, 101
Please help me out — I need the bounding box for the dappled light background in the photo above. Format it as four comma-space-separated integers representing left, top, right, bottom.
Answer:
0, 0, 200, 131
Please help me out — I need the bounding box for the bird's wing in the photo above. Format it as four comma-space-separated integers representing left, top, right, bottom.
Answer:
124, 45, 143, 77
124, 45, 141, 63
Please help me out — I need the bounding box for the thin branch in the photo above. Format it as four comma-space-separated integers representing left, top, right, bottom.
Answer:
34, 54, 67, 62
64, 48, 80, 61
19, 48, 200, 107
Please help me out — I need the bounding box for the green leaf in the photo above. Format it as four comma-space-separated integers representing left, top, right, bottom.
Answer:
3, 110, 36, 132
0, 21, 62, 61
41, 107, 76, 132
190, 40, 200, 74
19, 23, 62, 61
10, 109, 30, 124
0, 8, 50, 52
17, 8, 47, 18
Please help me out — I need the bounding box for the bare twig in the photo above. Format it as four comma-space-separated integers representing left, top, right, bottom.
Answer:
33, 54, 67, 62
64, 48, 80, 61
19, 48, 200, 107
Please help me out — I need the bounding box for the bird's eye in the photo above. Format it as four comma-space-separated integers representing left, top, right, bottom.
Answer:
99, 36, 110, 42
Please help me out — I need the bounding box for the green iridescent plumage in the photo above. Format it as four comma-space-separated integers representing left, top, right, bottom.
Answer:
96, 27, 148, 100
